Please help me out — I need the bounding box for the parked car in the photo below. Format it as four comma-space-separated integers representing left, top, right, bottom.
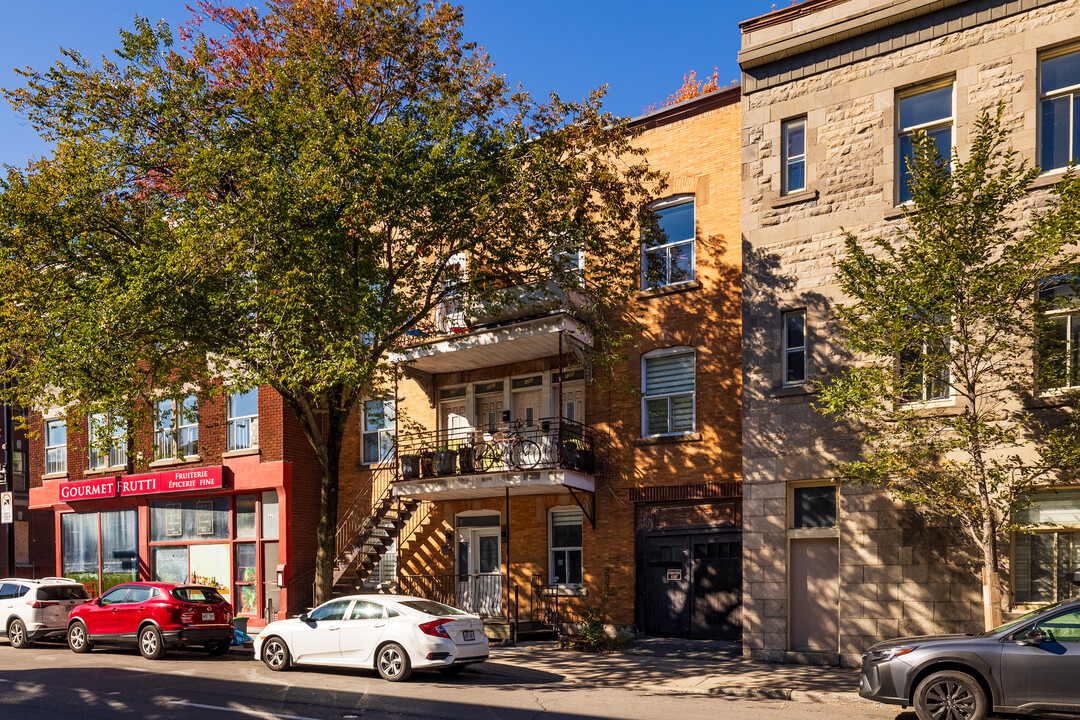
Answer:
860, 596, 1080, 720
254, 594, 489, 681
67, 582, 233, 660
0, 577, 90, 647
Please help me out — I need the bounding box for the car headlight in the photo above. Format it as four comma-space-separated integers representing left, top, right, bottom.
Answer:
867, 645, 917, 662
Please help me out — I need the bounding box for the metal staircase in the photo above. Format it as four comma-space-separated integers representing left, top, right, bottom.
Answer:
331, 451, 423, 595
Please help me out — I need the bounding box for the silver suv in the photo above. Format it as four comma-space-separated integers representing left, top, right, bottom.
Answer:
0, 578, 90, 648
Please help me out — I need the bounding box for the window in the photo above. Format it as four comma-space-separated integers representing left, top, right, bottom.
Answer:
642, 196, 695, 290
782, 310, 807, 384
1041, 46, 1080, 172
1037, 277, 1080, 390
899, 314, 951, 402
549, 508, 583, 585
154, 395, 198, 460
782, 118, 807, 194
309, 599, 351, 621
45, 418, 67, 475
897, 82, 953, 203
642, 348, 695, 436
228, 388, 259, 451
1014, 488, 1080, 604
362, 398, 395, 465
791, 485, 837, 529
87, 413, 127, 471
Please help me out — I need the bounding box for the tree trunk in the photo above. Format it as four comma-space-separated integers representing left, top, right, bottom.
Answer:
314, 450, 340, 606
981, 516, 1002, 631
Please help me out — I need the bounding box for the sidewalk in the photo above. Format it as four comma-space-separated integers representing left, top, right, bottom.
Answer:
484, 637, 871, 705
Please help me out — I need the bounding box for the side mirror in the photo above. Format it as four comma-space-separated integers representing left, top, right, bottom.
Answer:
298, 612, 310, 623
1019, 627, 1049, 646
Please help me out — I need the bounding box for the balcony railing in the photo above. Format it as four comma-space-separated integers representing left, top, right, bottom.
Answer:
395, 417, 595, 480
399, 573, 504, 617
45, 447, 67, 475
227, 417, 259, 452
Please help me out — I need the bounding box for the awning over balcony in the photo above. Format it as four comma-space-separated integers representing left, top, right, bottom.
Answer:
391, 468, 594, 501
388, 313, 591, 374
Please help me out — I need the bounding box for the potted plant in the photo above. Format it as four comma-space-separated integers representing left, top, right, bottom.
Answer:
458, 446, 475, 473
434, 447, 457, 475
400, 454, 421, 479
419, 450, 435, 477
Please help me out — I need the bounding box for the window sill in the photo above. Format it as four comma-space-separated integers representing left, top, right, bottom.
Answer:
1024, 390, 1078, 409
84, 467, 125, 477
771, 382, 816, 398
636, 432, 702, 446
884, 203, 916, 221
42, 472, 69, 481
541, 585, 588, 597
149, 456, 202, 468
1030, 168, 1070, 190
222, 448, 261, 459
768, 188, 818, 209
635, 280, 702, 300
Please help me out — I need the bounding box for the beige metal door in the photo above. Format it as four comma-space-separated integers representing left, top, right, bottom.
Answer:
512, 389, 542, 428
789, 538, 839, 652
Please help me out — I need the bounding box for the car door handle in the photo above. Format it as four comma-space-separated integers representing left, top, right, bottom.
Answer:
328, 627, 340, 631
374, 623, 385, 628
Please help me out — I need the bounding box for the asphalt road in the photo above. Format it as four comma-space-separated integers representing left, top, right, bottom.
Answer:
0, 640, 911, 720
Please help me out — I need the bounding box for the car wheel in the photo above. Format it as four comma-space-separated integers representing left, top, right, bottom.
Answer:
261, 636, 291, 671
138, 625, 167, 660
376, 642, 413, 682
437, 664, 466, 677
207, 640, 231, 656
68, 621, 93, 654
914, 670, 987, 720
8, 619, 31, 649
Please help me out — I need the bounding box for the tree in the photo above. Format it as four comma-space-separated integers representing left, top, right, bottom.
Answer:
0, 0, 660, 603
815, 106, 1080, 629
644, 67, 725, 114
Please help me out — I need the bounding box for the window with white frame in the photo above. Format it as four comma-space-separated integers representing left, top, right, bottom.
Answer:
362, 398, 395, 465
45, 418, 67, 475
435, 251, 468, 333
1014, 488, 1080, 604
898, 314, 950, 403
782, 310, 806, 384
897, 82, 953, 204
642, 196, 695, 290
1037, 276, 1080, 391
228, 388, 259, 451
642, 348, 695, 436
1041, 46, 1080, 172
88, 413, 127, 470
782, 118, 806, 195
549, 508, 582, 585
154, 395, 198, 460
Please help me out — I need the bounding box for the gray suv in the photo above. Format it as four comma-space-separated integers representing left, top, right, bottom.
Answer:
860, 597, 1080, 720
0, 578, 90, 647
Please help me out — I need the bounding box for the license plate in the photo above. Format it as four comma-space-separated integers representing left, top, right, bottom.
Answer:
202, 612, 215, 621
463, 630, 475, 641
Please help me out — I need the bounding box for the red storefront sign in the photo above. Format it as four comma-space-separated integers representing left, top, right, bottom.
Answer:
59, 466, 226, 501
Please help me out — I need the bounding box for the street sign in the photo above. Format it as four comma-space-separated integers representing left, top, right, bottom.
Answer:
1, 491, 11, 524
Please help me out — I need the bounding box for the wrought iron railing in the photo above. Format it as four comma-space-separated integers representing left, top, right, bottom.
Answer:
399, 573, 505, 617
395, 417, 595, 480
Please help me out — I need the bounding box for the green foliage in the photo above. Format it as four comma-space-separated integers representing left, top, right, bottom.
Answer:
817, 104, 1080, 618
0, 0, 661, 602
578, 566, 625, 652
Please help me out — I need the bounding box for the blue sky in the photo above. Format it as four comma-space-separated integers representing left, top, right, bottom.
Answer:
0, 1, 780, 168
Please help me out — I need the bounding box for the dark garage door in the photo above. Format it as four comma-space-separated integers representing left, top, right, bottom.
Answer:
643, 532, 741, 640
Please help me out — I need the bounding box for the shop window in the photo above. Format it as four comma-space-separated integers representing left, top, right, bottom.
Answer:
1040, 46, 1080, 172
61, 509, 137, 596
45, 418, 66, 475
150, 497, 230, 542
362, 398, 395, 465
155, 395, 199, 460
236, 495, 257, 539
88, 413, 127, 471
235, 543, 257, 615
642, 196, 695, 290
262, 490, 279, 540
783, 310, 807, 384
1014, 488, 1080, 604
642, 348, 695, 437
152, 546, 189, 583
897, 82, 953, 203
549, 508, 583, 585
782, 117, 807, 195
791, 485, 837, 529
228, 388, 259, 451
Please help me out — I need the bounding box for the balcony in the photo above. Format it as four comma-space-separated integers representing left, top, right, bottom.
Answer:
390, 282, 590, 374
391, 417, 596, 501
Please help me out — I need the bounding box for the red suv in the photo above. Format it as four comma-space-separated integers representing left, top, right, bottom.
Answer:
67, 582, 233, 660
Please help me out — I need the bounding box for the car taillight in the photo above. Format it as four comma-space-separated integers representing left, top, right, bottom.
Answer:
419, 619, 453, 638
27, 601, 58, 608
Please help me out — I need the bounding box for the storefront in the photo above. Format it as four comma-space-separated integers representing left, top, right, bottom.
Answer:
33, 459, 293, 626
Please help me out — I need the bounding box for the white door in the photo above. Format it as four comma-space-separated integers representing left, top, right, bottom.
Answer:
439, 399, 471, 446
476, 396, 503, 432
560, 382, 584, 422
338, 599, 388, 664
290, 598, 351, 664
455, 527, 502, 616
512, 389, 542, 428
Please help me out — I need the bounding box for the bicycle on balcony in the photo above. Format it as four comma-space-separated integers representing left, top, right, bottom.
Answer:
471, 420, 542, 471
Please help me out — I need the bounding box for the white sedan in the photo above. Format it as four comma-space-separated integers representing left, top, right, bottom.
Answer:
253, 594, 489, 681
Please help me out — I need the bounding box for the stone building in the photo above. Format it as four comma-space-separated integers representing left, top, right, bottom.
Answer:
331, 87, 744, 640
739, 0, 1080, 665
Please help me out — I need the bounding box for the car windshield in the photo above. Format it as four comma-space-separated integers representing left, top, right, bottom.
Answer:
982, 599, 1072, 636
399, 600, 467, 616
38, 586, 89, 601
171, 587, 225, 604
